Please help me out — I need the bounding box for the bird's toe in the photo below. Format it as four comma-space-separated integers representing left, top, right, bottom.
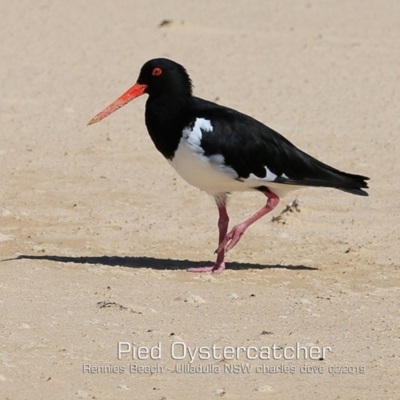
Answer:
218, 225, 245, 253
187, 262, 225, 274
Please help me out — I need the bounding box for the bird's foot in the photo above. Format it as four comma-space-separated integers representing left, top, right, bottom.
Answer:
216, 224, 245, 254
187, 262, 226, 274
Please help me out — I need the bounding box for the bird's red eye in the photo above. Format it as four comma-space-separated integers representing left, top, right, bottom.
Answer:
152, 67, 162, 76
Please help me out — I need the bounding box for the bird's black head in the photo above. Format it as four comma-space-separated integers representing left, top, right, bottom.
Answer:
88, 58, 193, 125
137, 58, 193, 98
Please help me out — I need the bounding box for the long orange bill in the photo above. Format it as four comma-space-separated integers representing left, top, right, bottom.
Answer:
88, 82, 148, 125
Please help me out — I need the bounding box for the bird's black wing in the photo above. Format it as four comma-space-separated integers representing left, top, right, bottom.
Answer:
189, 97, 369, 196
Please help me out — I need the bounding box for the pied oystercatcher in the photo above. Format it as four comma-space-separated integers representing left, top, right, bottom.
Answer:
88, 58, 369, 273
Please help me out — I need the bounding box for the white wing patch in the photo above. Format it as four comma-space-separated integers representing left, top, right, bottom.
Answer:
182, 118, 213, 144
249, 167, 288, 182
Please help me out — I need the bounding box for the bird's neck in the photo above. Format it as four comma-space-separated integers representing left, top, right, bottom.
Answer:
145, 93, 193, 160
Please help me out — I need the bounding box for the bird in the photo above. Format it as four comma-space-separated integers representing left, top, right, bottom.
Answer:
88, 58, 369, 274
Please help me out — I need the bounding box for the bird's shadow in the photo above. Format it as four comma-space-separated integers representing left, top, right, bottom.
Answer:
6, 254, 318, 271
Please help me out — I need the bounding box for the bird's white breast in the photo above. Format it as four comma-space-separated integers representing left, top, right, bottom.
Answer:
169, 118, 240, 195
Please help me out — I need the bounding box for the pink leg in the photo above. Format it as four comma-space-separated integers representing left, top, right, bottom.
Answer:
217, 190, 280, 254
187, 203, 229, 274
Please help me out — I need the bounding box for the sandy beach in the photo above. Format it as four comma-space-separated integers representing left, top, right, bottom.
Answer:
1, 1, 399, 398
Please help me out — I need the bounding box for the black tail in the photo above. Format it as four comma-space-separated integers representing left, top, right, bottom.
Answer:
304, 156, 370, 196
274, 147, 370, 196
332, 172, 369, 196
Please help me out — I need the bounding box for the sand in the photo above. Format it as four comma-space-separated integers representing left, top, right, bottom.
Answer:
1, 1, 399, 399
